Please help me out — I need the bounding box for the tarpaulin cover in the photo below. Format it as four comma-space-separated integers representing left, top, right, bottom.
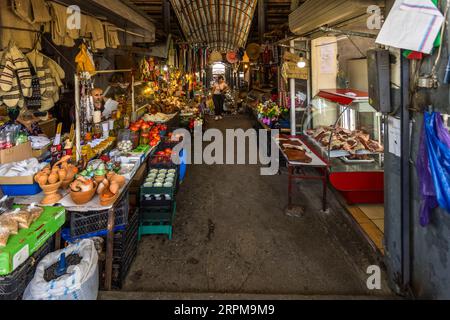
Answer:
417, 112, 450, 226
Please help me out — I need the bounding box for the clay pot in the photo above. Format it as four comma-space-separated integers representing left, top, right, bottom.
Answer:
99, 189, 119, 207
109, 175, 126, 188
94, 175, 105, 184
58, 169, 67, 182
39, 181, 62, 205
70, 182, 98, 205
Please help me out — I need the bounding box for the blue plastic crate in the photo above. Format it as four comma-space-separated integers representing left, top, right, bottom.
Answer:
61, 226, 126, 243
0, 183, 42, 196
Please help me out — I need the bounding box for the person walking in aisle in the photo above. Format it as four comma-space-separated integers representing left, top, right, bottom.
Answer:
212, 75, 228, 121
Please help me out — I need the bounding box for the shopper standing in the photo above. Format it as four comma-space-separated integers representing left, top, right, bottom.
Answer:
212, 75, 228, 121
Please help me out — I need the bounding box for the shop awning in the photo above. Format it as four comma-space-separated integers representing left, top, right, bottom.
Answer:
170, 0, 258, 51
289, 0, 383, 36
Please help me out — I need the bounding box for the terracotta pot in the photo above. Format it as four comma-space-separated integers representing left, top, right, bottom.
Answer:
99, 189, 119, 207
70, 182, 98, 205
39, 181, 62, 205
94, 175, 105, 184
109, 175, 126, 188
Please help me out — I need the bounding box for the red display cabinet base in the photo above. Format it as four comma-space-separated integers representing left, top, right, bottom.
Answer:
329, 171, 384, 205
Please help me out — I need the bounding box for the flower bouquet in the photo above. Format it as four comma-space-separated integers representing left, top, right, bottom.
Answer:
256, 100, 289, 128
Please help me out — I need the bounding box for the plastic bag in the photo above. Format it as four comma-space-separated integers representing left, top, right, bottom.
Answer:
0, 215, 19, 235
416, 112, 450, 226
23, 239, 99, 300
4, 208, 33, 229
0, 226, 10, 247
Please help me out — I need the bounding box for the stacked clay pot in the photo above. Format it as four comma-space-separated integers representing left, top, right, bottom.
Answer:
98, 172, 126, 206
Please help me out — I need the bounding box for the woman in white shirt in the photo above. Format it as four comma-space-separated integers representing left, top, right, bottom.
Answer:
211, 75, 228, 120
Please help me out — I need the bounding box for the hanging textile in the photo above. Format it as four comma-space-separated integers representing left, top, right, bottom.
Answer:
417, 112, 450, 226
75, 44, 96, 75
0, 0, 40, 50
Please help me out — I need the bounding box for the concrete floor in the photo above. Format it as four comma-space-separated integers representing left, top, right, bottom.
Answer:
101, 114, 394, 299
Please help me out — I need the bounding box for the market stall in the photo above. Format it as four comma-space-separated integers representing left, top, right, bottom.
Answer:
303, 89, 384, 204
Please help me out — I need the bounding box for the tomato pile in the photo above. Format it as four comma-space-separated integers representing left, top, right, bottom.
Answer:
129, 119, 168, 148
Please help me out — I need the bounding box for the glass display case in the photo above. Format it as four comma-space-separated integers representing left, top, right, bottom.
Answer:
303, 89, 384, 204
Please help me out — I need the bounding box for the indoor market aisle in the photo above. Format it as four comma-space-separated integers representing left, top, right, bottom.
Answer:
102, 114, 394, 299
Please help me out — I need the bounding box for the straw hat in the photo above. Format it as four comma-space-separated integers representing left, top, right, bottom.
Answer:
226, 51, 238, 64
246, 43, 261, 61
209, 50, 223, 63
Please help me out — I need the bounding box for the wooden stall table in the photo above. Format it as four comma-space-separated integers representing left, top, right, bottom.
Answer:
13, 146, 157, 290
275, 135, 329, 216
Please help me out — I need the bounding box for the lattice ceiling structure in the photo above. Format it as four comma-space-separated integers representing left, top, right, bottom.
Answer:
170, 0, 258, 52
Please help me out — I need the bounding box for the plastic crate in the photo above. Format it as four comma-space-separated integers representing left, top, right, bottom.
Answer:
139, 202, 176, 222
140, 172, 178, 198
61, 225, 126, 243
111, 243, 138, 289
99, 211, 139, 290
69, 194, 129, 238
0, 237, 53, 300
0, 183, 42, 196
113, 210, 139, 257
139, 203, 176, 240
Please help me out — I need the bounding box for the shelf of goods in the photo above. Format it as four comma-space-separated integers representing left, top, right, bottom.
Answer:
303, 89, 385, 204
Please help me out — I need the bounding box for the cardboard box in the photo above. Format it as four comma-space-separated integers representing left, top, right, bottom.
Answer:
0, 206, 65, 276
32, 143, 51, 159
0, 142, 33, 165
0, 175, 35, 185
39, 118, 56, 138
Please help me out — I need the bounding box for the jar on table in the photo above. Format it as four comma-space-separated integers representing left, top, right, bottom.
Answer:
140, 132, 150, 145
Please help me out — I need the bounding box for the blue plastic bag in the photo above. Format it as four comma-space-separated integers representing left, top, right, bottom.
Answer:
417, 112, 450, 226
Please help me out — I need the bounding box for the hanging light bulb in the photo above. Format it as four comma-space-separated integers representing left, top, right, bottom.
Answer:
163, 65, 168, 72
297, 54, 306, 69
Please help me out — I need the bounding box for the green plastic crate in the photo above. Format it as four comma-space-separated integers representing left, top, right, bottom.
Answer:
140, 171, 178, 198
0, 206, 65, 276
138, 202, 176, 240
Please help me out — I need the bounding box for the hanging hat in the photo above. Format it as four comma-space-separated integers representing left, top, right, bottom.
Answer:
226, 51, 238, 64
246, 43, 261, 61
209, 50, 223, 64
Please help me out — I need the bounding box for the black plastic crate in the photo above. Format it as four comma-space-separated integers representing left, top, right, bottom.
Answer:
139, 202, 176, 223
113, 211, 139, 258
111, 244, 138, 289
69, 194, 129, 238
0, 237, 53, 300
140, 194, 174, 208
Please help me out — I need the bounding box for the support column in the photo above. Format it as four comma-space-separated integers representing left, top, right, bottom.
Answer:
163, 0, 171, 35
258, 0, 265, 44
290, 40, 296, 136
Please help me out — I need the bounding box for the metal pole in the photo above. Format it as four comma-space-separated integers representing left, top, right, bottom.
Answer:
131, 74, 135, 113
290, 40, 296, 136
400, 53, 411, 292
74, 74, 81, 162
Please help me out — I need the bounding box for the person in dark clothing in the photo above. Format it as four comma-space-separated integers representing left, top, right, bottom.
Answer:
211, 75, 228, 121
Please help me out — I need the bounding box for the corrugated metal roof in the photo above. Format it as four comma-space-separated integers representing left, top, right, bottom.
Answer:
170, 0, 257, 51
